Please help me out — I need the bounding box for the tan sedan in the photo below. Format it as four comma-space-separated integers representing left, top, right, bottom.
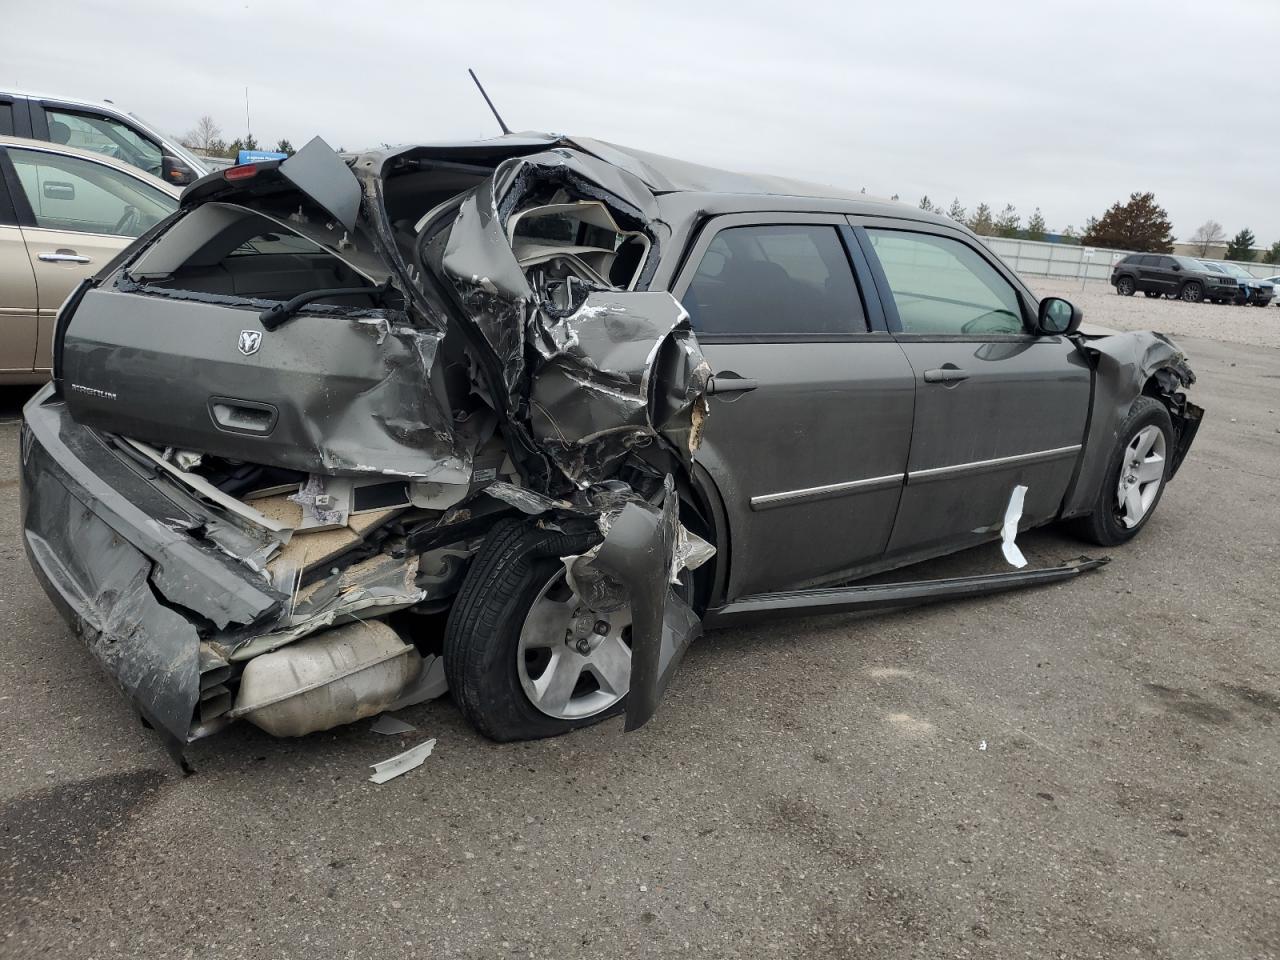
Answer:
0, 135, 178, 383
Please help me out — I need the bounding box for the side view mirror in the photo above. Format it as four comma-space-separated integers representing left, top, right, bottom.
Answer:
1037, 296, 1082, 336
1171, 263, 1182, 272
161, 152, 196, 186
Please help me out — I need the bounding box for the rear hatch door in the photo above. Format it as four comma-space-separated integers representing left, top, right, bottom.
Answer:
57, 145, 469, 482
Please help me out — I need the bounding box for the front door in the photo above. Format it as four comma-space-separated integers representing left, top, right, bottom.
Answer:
2, 144, 175, 372
853, 222, 1090, 559
673, 214, 917, 598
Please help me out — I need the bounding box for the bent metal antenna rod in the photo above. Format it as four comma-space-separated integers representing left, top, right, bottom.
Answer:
468, 68, 512, 135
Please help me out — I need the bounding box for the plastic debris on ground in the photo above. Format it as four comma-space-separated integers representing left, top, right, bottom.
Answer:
368, 738, 437, 784
370, 713, 418, 735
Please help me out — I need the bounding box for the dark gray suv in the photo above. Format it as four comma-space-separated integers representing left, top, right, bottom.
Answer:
19, 136, 1204, 759
1110, 253, 1236, 302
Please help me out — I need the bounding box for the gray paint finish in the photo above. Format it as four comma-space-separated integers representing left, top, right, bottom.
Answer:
694, 338, 915, 598
885, 336, 1091, 557
18, 132, 1203, 751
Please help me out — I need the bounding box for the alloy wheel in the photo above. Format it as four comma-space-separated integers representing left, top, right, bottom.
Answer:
517, 570, 632, 720
1115, 425, 1167, 529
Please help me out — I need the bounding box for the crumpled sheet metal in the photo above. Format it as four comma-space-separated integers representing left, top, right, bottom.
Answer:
227, 554, 426, 662
309, 315, 473, 482
584, 478, 702, 731
21, 465, 205, 759
529, 292, 711, 485
1065, 330, 1201, 518
439, 147, 705, 486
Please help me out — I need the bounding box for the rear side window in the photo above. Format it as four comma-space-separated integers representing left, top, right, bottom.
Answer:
683, 224, 866, 336
7, 147, 174, 237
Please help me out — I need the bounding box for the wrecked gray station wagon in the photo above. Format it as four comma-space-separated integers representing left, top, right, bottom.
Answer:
18, 135, 1203, 760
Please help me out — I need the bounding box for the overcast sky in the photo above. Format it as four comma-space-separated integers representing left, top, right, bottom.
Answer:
4, 0, 1277, 243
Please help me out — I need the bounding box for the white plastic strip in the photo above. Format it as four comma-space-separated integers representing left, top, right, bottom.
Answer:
368, 738, 437, 784
1001, 485, 1029, 569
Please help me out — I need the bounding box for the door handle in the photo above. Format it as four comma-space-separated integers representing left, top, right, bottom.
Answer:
923, 368, 969, 384
38, 250, 92, 264
706, 374, 759, 395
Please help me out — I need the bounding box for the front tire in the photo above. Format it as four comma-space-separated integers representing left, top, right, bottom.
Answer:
1179, 281, 1204, 303
1071, 397, 1173, 546
443, 519, 631, 741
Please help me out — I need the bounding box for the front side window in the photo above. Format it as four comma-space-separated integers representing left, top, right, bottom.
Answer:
45, 109, 163, 178
8, 147, 175, 237
683, 224, 866, 336
866, 229, 1025, 336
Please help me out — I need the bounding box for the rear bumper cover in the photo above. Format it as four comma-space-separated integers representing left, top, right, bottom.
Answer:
20, 385, 282, 757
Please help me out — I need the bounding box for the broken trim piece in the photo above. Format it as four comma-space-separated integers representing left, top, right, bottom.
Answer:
121, 438, 292, 535
703, 557, 1108, 626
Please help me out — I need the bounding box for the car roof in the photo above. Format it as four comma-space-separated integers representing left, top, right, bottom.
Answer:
376, 132, 952, 224
0, 134, 182, 195
2, 88, 128, 114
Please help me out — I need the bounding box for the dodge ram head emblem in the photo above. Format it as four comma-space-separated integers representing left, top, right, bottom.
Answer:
237, 330, 262, 356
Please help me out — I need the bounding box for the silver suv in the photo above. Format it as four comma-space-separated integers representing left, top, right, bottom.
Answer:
0, 90, 207, 186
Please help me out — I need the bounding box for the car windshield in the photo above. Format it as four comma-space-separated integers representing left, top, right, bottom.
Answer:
1220, 264, 1253, 278
1198, 262, 1227, 274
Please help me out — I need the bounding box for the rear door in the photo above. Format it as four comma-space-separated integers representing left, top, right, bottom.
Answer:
0, 151, 38, 374
852, 219, 1090, 559
1135, 254, 1170, 294
0, 96, 33, 138
1151, 255, 1181, 294
2, 144, 175, 372
672, 213, 916, 598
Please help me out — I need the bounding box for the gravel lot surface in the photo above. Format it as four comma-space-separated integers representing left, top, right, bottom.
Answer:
1034, 277, 1280, 350
2, 290, 1277, 959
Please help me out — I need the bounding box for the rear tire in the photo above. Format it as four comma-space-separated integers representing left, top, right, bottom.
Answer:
443, 519, 628, 741
1116, 276, 1136, 296
1070, 397, 1174, 547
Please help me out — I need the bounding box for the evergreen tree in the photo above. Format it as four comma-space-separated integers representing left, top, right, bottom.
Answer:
1025, 208, 1046, 242
994, 204, 1020, 238
967, 203, 995, 236
946, 198, 966, 222
1225, 228, 1256, 262
918, 195, 935, 213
